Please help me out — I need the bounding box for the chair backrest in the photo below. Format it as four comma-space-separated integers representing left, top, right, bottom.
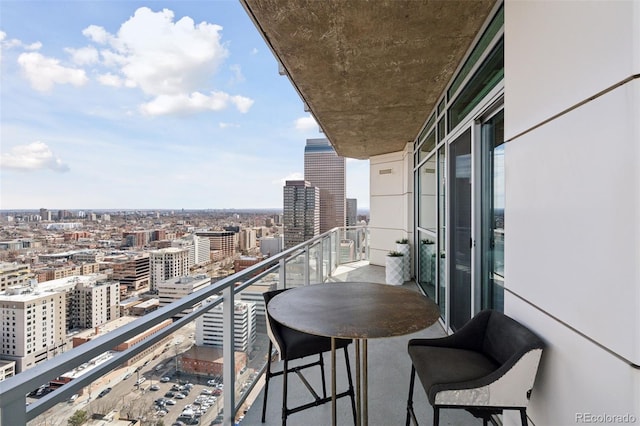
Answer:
482, 310, 545, 365
263, 288, 288, 357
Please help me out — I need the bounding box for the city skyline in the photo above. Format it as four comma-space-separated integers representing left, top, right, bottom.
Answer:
0, 1, 370, 210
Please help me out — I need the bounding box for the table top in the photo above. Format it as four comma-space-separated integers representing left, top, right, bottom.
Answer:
267, 282, 441, 339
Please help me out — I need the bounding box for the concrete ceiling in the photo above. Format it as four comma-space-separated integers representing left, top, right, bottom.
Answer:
241, 0, 496, 159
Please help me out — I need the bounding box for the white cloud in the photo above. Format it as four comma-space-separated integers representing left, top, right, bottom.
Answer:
0, 32, 41, 64
140, 91, 253, 116
17, 52, 88, 92
294, 115, 318, 132
219, 122, 240, 129
65, 46, 99, 65
81, 7, 254, 115
97, 73, 123, 87
82, 25, 112, 45
0, 141, 70, 172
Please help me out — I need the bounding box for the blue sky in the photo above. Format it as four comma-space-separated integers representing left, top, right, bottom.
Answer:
0, 1, 369, 210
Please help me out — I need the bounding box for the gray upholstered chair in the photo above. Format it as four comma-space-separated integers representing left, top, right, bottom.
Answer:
405, 310, 545, 426
262, 289, 357, 426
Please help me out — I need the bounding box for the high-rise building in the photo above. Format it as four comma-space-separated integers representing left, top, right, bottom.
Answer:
195, 231, 236, 259
238, 228, 257, 254
0, 286, 66, 373
283, 180, 320, 249
195, 297, 257, 353
304, 138, 346, 233
346, 198, 358, 226
70, 279, 120, 329
259, 235, 284, 256
105, 253, 150, 292
157, 275, 210, 318
172, 234, 211, 268
149, 247, 190, 292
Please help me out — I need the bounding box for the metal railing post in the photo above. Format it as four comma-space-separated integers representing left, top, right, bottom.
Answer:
304, 246, 310, 286
223, 285, 235, 426
0, 394, 26, 426
279, 258, 286, 289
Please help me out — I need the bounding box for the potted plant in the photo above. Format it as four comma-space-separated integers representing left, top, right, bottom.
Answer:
395, 238, 411, 281
385, 251, 404, 285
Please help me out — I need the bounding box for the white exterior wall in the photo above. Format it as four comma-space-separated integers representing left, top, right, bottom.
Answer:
504, 1, 640, 423
369, 145, 414, 266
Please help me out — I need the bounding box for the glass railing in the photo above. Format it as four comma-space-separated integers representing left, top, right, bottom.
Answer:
0, 226, 368, 426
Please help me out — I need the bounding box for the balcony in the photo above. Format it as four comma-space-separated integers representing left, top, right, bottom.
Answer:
0, 226, 474, 425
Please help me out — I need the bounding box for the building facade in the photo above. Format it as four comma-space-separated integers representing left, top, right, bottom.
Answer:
157, 275, 211, 318
195, 231, 236, 260
70, 280, 120, 329
0, 262, 33, 293
149, 247, 190, 292
304, 138, 346, 233
195, 298, 257, 354
106, 252, 150, 292
283, 180, 320, 249
346, 198, 357, 227
0, 287, 66, 373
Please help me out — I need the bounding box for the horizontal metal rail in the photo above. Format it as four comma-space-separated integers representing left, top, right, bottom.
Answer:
0, 226, 368, 425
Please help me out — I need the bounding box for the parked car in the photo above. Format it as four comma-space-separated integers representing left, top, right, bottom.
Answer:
150, 384, 160, 391
135, 377, 146, 386
123, 372, 132, 380
160, 376, 171, 383
97, 387, 112, 398
175, 393, 186, 399
200, 389, 212, 395
164, 391, 175, 398
67, 394, 79, 403
165, 399, 177, 405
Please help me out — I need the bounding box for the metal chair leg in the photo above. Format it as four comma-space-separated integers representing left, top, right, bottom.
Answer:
282, 359, 288, 426
433, 406, 440, 426
261, 341, 273, 423
520, 409, 528, 426
319, 352, 327, 399
406, 366, 416, 426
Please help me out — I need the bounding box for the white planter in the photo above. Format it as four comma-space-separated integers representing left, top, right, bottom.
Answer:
385, 255, 404, 285
396, 243, 411, 281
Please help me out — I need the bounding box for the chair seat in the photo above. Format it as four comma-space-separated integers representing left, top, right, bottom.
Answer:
280, 326, 351, 360
408, 346, 499, 405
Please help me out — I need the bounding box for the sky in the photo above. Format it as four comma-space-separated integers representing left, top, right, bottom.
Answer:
0, 1, 370, 211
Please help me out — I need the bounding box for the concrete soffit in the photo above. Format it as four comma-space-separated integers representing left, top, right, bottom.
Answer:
240, 0, 496, 159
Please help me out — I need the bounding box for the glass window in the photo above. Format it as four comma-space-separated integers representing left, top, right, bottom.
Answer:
481, 110, 505, 311
418, 154, 437, 232
449, 38, 504, 131
418, 129, 436, 164
448, 4, 504, 100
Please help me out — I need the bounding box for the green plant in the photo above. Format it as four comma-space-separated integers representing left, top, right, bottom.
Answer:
421, 239, 435, 244
387, 251, 404, 257
396, 238, 409, 244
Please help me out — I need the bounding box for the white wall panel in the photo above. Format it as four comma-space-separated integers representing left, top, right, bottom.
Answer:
505, 0, 639, 139
505, 81, 640, 364
504, 294, 640, 426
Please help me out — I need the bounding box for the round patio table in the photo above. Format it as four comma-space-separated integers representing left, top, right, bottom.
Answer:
268, 281, 441, 426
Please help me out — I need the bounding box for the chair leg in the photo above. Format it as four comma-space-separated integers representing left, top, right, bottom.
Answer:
406, 366, 416, 426
261, 341, 273, 423
520, 409, 528, 426
282, 359, 289, 426
433, 406, 439, 426
343, 346, 357, 425
319, 352, 327, 399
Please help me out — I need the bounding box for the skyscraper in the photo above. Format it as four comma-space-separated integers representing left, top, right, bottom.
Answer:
283, 180, 319, 249
346, 198, 358, 226
304, 138, 346, 233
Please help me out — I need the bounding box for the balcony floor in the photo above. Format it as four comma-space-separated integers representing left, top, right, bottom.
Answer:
242, 262, 480, 426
